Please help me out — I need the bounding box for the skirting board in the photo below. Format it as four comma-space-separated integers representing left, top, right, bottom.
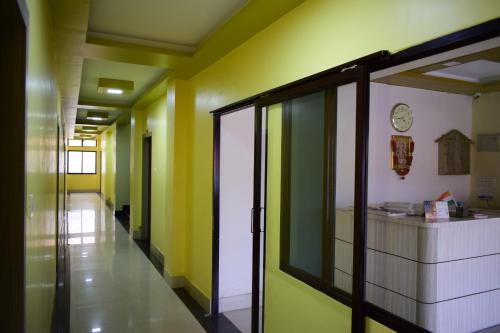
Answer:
163, 270, 210, 313
219, 292, 264, 312
150, 245, 165, 268
132, 229, 142, 239
163, 270, 187, 289
105, 199, 114, 211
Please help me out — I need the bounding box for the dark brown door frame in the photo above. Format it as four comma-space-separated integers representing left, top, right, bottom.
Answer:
211, 105, 266, 333
142, 134, 152, 244
361, 17, 500, 333
250, 106, 263, 333
210, 17, 500, 333
0, 0, 28, 332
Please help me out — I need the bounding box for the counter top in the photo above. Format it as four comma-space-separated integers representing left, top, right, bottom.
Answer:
337, 207, 500, 228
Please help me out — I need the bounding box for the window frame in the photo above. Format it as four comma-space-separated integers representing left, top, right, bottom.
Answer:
67, 139, 82, 147
279, 88, 355, 305
361, 18, 500, 333
82, 139, 97, 147
256, 67, 368, 308
67, 150, 97, 175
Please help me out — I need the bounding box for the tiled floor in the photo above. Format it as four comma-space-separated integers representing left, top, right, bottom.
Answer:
68, 193, 205, 333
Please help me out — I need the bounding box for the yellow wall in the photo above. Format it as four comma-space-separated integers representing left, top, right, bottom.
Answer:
145, 96, 169, 256
129, 79, 190, 279
66, 140, 101, 192
471, 92, 500, 208
25, 0, 64, 331
176, 1, 500, 332
130, 96, 169, 255
101, 125, 116, 207
130, 108, 144, 233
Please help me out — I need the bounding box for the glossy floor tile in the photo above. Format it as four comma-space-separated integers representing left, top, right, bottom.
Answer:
222, 306, 263, 333
69, 193, 205, 333
223, 308, 251, 333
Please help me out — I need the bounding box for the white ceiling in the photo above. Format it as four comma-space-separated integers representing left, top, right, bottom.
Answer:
425, 60, 500, 83
89, 0, 249, 48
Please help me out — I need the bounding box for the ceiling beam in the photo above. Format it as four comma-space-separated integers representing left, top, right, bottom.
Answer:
77, 101, 130, 112
172, 0, 307, 79
49, 0, 90, 137
83, 38, 187, 68
87, 31, 196, 55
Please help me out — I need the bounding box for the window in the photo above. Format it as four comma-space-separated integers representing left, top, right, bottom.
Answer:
281, 91, 326, 278
67, 151, 96, 174
83, 139, 97, 147
68, 139, 82, 147
277, 79, 357, 304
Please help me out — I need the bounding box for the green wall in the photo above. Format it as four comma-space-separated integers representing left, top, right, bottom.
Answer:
25, 0, 65, 331
179, 0, 500, 332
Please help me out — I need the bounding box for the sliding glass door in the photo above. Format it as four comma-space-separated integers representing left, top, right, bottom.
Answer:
213, 105, 266, 333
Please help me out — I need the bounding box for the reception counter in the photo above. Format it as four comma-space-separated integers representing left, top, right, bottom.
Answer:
334, 208, 500, 333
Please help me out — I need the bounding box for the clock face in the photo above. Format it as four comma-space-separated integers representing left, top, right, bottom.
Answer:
390, 103, 413, 132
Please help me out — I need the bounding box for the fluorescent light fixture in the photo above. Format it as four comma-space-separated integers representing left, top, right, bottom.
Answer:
91, 328, 101, 332
85, 278, 93, 283
82, 129, 97, 132
86, 112, 108, 122
106, 88, 123, 95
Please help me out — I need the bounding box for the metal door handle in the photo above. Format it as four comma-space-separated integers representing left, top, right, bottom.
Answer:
251, 207, 265, 233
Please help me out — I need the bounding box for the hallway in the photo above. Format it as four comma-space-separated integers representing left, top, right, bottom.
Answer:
68, 193, 205, 333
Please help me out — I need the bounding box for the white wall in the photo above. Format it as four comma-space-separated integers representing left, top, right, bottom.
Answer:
219, 107, 255, 311
336, 83, 473, 207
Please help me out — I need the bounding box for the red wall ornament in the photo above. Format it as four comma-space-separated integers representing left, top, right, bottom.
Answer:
391, 135, 414, 179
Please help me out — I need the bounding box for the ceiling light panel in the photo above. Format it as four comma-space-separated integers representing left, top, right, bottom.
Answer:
424, 59, 500, 83
97, 78, 134, 95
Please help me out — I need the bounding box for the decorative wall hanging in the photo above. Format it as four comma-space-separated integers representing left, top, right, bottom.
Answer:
435, 129, 473, 175
391, 135, 414, 179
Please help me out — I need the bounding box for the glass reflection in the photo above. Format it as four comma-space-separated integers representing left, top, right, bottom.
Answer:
67, 209, 97, 245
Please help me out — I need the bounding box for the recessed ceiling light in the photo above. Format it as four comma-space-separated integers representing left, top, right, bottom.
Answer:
97, 78, 133, 95
106, 88, 123, 95
91, 328, 101, 333
85, 278, 93, 283
86, 112, 108, 121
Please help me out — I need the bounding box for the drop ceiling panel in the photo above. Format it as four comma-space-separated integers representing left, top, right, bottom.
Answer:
79, 59, 167, 105
89, 0, 248, 47
424, 60, 500, 83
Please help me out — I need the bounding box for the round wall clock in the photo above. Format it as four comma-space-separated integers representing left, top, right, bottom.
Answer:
390, 103, 413, 132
